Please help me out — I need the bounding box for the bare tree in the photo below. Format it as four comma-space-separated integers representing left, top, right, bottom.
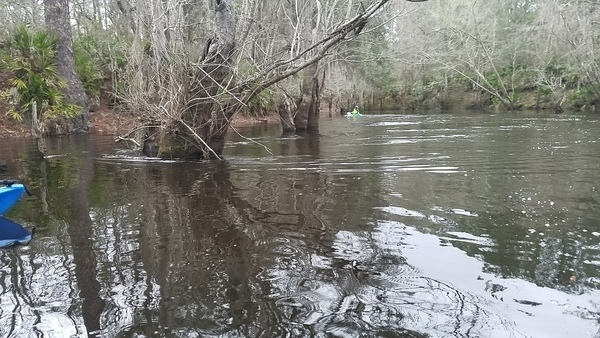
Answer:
0, 0, 44, 32
388, 0, 600, 111
416, 0, 527, 110
119, 0, 428, 160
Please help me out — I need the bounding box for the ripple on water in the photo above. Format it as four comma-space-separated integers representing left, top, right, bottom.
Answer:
375, 206, 426, 219
98, 154, 182, 164
442, 231, 495, 247
274, 284, 338, 325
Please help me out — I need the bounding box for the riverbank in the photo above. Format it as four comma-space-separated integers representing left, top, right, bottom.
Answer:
1, 85, 595, 139
0, 106, 281, 139
90, 109, 281, 135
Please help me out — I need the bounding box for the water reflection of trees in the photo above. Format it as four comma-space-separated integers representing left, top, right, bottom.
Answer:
2, 115, 600, 336
0, 136, 104, 337
66, 139, 105, 333
86, 134, 432, 336
105, 120, 598, 336
0, 134, 527, 336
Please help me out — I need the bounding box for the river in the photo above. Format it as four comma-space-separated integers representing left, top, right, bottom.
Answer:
0, 112, 599, 337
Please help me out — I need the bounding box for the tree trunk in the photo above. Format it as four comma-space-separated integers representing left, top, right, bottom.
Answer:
277, 94, 296, 133
308, 66, 325, 130
115, 0, 137, 36
154, 0, 236, 160
44, 0, 90, 133
294, 63, 321, 131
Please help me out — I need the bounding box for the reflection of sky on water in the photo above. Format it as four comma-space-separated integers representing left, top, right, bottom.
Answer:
259, 215, 600, 337
0, 238, 84, 337
376, 221, 600, 338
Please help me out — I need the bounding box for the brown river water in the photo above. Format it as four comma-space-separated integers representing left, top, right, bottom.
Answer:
0, 112, 599, 337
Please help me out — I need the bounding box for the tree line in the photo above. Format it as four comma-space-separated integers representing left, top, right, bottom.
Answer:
0, 0, 598, 159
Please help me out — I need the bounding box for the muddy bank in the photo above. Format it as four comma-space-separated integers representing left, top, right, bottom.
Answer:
0, 107, 282, 139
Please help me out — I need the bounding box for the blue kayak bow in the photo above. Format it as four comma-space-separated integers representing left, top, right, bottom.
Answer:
0, 216, 32, 247
0, 180, 33, 248
0, 180, 31, 215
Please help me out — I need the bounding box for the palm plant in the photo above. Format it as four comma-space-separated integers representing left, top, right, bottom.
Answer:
2, 26, 79, 127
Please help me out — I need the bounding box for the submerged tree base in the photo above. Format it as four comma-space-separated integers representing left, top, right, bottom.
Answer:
150, 123, 225, 160
157, 133, 204, 160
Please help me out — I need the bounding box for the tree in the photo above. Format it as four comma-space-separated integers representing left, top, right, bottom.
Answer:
389, 0, 600, 111
124, 0, 428, 160
43, 0, 89, 134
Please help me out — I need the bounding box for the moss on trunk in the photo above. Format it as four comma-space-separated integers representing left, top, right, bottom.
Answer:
157, 131, 203, 160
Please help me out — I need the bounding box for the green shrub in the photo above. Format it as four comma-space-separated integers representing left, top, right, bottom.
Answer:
74, 35, 104, 96
567, 85, 599, 107
246, 87, 275, 117
545, 63, 580, 89
1, 26, 80, 122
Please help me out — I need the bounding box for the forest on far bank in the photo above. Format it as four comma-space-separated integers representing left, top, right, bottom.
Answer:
0, 0, 599, 156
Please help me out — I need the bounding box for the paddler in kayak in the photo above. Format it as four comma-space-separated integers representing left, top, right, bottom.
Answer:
351, 106, 360, 115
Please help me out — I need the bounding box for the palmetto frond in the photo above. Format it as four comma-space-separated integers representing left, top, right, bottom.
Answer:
3, 26, 79, 121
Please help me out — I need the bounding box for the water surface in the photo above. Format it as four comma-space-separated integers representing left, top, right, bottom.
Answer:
1, 113, 599, 337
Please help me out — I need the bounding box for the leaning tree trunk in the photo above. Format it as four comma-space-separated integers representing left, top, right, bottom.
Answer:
44, 0, 90, 134
155, 0, 236, 160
